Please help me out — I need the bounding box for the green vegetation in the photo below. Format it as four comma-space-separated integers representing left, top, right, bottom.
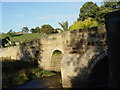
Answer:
7, 29, 16, 37
70, 17, 98, 30
69, 1, 120, 30
58, 21, 69, 31
30, 27, 41, 33
53, 50, 62, 56
2, 59, 57, 88
4, 1, 120, 36
2, 33, 44, 42
77, 2, 120, 24
22, 27, 29, 33
41, 24, 54, 34
77, 2, 99, 21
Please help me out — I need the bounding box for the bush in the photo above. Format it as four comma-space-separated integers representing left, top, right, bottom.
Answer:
41, 24, 54, 34
12, 71, 28, 85
32, 68, 56, 78
70, 17, 99, 30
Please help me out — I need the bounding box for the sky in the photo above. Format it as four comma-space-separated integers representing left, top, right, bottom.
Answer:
1, 1, 102, 33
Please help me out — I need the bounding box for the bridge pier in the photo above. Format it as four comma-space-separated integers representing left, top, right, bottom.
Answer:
61, 53, 88, 88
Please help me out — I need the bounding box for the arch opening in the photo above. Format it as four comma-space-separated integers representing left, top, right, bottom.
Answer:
50, 50, 63, 72
87, 56, 108, 88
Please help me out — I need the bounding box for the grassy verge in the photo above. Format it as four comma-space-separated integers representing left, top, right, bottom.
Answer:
2, 33, 44, 42
2, 60, 57, 88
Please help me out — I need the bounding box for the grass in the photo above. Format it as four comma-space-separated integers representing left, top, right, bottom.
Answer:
1, 33, 44, 42
53, 50, 63, 56
2, 59, 57, 88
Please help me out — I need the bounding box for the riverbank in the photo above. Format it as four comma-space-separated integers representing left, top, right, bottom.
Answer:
2, 59, 57, 89
11, 73, 62, 88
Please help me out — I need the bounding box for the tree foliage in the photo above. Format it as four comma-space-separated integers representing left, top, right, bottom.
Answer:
30, 27, 41, 33
77, 2, 99, 21
22, 27, 29, 33
77, 1, 120, 24
7, 29, 16, 36
7, 29, 13, 34
96, 2, 120, 23
58, 21, 69, 31
41, 24, 54, 34
70, 17, 99, 30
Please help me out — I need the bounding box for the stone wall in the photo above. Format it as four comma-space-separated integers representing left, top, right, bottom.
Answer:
0, 26, 107, 88
0, 46, 21, 60
19, 38, 41, 61
60, 27, 107, 88
0, 38, 41, 61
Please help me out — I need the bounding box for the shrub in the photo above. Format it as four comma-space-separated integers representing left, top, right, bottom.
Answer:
69, 17, 99, 30
41, 24, 54, 34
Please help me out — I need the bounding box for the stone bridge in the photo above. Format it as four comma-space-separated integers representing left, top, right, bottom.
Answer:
1, 26, 108, 88
38, 26, 108, 88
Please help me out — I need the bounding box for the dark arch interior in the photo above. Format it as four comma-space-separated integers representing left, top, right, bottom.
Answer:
51, 50, 63, 72
35, 50, 39, 57
87, 56, 108, 88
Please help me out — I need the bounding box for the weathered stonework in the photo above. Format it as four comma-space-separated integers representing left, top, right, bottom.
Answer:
39, 27, 107, 88
1, 26, 108, 88
0, 45, 22, 60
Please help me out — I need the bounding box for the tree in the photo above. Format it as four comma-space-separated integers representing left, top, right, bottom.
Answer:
58, 21, 69, 31
22, 27, 29, 33
7, 29, 16, 36
77, 1, 120, 24
35, 27, 41, 33
77, 2, 99, 21
70, 17, 99, 30
30, 28, 35, 33
30, 27, 41, 33
7, 29, 13, 34
96, 2, 120, 23
41, 24, 54, 34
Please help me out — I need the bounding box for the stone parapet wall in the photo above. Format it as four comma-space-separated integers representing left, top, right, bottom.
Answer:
0, 45, 22, 60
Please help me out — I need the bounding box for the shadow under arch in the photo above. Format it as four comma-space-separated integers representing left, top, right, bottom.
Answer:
87, 55, 108, 88
50, 49, 64, 72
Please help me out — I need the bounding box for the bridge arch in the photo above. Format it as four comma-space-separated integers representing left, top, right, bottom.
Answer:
87, 51, 108, 88
50, 48, 64, 72
88, 51, 108, 73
